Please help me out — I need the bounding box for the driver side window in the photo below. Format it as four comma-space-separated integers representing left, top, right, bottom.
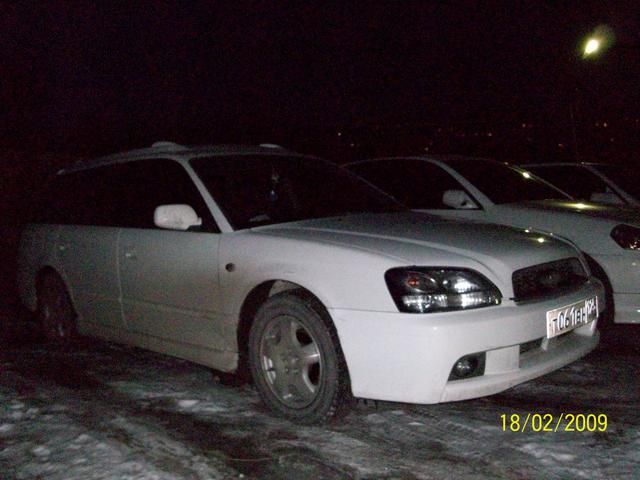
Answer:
115, 160, 219, 232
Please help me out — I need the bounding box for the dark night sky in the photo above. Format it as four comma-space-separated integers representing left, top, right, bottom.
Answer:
1, 1, 639, 155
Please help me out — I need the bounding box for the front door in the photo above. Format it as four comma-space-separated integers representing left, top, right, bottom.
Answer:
111, 159, 226, 355
119, 228, 224, 351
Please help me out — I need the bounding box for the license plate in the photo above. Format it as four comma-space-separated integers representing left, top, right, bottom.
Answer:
546, 297, 598, 338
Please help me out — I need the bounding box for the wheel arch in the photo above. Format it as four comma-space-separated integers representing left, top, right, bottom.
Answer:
36, 265, 61, 290
236, 279, 344, 378
582, 252, 615, 326
35, 266, 77, 316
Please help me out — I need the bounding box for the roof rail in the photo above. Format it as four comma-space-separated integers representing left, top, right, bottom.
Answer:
151, 141, 186, 149
259, 143, 285, 149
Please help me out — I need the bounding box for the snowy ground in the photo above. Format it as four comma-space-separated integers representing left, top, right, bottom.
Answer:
1, 307, 639, 480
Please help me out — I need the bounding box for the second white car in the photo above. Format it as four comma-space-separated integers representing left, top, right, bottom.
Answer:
347, 156, 640, 325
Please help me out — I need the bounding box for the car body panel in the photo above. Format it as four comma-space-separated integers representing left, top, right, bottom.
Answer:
332, 280, 601, 403
218, 213, 584, 315
118, 228, 226, 352
57, 225, 123, 333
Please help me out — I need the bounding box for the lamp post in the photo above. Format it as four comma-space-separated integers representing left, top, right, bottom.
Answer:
570, 36, 601, 159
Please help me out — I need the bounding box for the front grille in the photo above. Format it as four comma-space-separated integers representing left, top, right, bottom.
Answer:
512, 257, 588, 303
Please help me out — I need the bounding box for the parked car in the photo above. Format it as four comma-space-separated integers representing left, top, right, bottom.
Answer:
523, 162, 640, 207
18, 143, 603, 422
346, 156, 640, 326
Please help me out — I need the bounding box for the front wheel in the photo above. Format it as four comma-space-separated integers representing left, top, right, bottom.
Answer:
248, 291, 351, 423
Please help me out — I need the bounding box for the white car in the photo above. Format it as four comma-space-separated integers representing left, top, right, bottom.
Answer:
346, 156, 640, 325
18, 143, 603, 422
524, 162, 640, 207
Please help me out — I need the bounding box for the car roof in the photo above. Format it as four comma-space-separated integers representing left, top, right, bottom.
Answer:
523, 162, 608, 168
58, 142, 297, 175
345, 154, 504, 166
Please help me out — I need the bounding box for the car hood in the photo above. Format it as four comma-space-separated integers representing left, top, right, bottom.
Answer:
501, 200, 640, 225
252, 212, 580, 274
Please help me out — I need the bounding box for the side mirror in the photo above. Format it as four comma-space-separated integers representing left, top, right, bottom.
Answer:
442, 190, 478, 209
590, 192, 624, 205
154, 204, 202, 231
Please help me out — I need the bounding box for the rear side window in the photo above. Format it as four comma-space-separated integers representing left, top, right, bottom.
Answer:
36, 168, 119, 226
348, 160, 465, 209
36, 159, 218, 232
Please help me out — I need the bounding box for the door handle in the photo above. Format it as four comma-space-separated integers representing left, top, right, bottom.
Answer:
124, 251, 137, 259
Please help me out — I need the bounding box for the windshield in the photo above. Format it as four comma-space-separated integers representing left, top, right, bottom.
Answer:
595, 164, 640, 198
447, 159, 569, 204
190, 155, 404, 230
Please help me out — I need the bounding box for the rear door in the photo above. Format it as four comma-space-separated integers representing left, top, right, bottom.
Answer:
45, 166, 124, 334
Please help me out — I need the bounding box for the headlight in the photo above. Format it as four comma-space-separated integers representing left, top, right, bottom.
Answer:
385, 267, 502, 313
610, 224, 640, 250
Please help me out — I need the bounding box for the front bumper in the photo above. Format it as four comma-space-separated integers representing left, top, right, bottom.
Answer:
329, 279, 603, 404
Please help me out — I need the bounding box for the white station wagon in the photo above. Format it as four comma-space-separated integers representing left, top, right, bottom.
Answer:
18, 143, 604, 422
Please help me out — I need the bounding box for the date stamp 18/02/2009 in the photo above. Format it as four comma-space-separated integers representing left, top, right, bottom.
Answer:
500, 413, 608, 432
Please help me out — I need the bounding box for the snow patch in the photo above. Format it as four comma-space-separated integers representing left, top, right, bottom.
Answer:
177, 399, 199, 408
32, 445, 51, 457
519, 442, 577, 463
198, 404, 227, 413
74, 433, 92, 443
365, 413, 387, 424
0, 423, 14, 433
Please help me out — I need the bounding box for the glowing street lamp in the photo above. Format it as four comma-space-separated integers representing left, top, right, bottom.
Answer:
583, 37, 601, 57
581, 26, 614, 59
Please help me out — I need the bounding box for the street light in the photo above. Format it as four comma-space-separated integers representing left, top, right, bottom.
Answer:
581, 26, 614, 59
583, 38, 601, 57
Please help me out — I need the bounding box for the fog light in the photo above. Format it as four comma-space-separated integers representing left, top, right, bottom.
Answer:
448, 353, 486, 380
455, 357, 477, 376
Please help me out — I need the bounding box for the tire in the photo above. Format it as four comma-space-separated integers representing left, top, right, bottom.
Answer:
248, 291, 351, 423
37, 272, 78, 346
